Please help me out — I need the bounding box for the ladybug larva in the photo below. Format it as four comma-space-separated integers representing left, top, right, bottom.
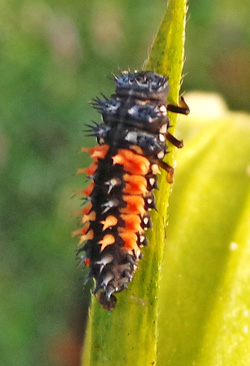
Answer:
74, 71, 189, 310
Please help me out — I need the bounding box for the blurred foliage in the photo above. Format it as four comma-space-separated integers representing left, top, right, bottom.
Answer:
184, 0, 250, 110
0, 0, 249, 365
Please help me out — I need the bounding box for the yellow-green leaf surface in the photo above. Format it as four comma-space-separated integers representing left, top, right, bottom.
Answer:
158, 107, 250, 365
82, 1, 187, 365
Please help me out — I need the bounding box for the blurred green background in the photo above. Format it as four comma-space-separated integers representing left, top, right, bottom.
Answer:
0, 1, 249, 365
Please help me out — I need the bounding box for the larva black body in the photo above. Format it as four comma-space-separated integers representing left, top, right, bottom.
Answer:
75, 71, 189, 310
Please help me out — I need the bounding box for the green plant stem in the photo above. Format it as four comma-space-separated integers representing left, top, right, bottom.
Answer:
82, 1, 188, 365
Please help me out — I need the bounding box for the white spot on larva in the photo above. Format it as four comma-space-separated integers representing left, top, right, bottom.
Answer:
149, 178, 155, 187
159, 105, 167, 115
151, 164, 160, 174
159, 134, 165, 142
139, 235, 145, 243
230, 242, 238, 251
159, 123, 167, 134
125, 131, 138, 143
157, 151, 165, 159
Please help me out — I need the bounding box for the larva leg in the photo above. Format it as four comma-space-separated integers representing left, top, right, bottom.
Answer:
157, 160, 175, 183
165, 132, 184, 148
167, 96, 190, 115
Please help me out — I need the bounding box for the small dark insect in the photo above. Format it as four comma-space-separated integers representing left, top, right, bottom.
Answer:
74, 71, 189, 310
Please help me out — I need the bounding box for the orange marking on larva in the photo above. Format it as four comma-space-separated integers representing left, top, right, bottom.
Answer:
72, 222, 90, 237
119, 232, 139, 251
112, 153, 125, 165
82, 210, 96, 224
91, 145, 109, 160
80, 145, 109, 160
123, 174, 148, 195
101, 215, 118, 231
80, 145, 106, 154
120, 214, 143, 233
72, 228, 83, 238
113, 149, 150, 175
82, 182, 94, 197
81, 203, 92, 215
84, 258, 91, 267
77, 162, 97, 176
79, 229, 94, 244
120, 195, 145, 215
73, 204, 92, 217
80, 146, 94, 153
99, 234, 115, 251
72, 190, 84, 197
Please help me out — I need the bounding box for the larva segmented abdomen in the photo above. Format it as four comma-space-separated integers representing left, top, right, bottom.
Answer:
75, 71, 189, 310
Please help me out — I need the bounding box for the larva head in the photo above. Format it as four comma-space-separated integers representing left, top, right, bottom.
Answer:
115, 71, 169, 101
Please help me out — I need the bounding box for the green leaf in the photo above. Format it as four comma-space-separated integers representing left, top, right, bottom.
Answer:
145, 0, 187, 104
81, 1, 188, 365
158, 110, 250, 365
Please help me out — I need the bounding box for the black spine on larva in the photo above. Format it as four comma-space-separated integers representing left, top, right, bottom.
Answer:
78, 71, 171, 310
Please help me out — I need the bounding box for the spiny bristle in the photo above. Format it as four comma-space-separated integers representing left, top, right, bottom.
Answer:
83, 122, 110, 138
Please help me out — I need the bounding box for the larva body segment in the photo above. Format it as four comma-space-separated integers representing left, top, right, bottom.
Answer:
76, 71, 189, 310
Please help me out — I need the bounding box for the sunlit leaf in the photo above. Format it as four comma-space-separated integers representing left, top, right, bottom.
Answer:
158, 110, 250, 365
